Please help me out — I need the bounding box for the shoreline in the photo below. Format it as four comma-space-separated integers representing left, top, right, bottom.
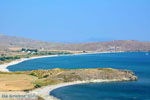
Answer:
0, 51, 138, 100
31, 78, 131, 100
0, 55, 58, 72
0, 51, 125, 72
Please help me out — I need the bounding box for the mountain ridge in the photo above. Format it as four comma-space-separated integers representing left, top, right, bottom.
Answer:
0, 34, 150, 52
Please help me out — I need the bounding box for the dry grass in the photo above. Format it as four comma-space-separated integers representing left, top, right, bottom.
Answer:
0, 74, 37, 91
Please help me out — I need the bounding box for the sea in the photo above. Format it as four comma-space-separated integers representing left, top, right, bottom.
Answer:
8, 52, 150, 100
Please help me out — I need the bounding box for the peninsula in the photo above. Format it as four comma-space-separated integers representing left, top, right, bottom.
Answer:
0, 68, 137, 100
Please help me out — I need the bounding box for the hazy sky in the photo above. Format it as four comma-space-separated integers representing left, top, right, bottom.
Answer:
0, 0, 150, 42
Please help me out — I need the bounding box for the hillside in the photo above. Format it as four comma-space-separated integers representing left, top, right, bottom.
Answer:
0, 34, 150, 53
0, 34, 63, 50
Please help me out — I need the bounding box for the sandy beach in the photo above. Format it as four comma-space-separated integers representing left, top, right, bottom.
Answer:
0, 52, 100, 72
0, 52, 136, 100
31, 78, 130, 100
0, 53, 87, 72
0, 55, 58, 72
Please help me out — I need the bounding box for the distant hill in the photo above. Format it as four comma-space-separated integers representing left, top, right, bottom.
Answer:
0, 34, 150, 52
0, 34, 63, 50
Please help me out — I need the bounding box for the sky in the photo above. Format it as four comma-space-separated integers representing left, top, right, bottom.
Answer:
0, 0, 150, 43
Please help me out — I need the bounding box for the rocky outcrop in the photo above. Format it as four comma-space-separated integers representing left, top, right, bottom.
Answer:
51, 68, 138, 82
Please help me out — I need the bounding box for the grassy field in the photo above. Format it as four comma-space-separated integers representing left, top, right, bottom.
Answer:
0, 73, 37, 91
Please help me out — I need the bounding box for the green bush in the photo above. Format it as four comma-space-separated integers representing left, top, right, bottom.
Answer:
34, 84, 41, 88
43, 75, 49, 78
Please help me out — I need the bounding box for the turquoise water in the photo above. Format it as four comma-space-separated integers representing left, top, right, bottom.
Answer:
8, 52, 150, 100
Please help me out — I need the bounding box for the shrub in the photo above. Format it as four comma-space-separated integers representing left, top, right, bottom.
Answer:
34, 84, 41, 88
